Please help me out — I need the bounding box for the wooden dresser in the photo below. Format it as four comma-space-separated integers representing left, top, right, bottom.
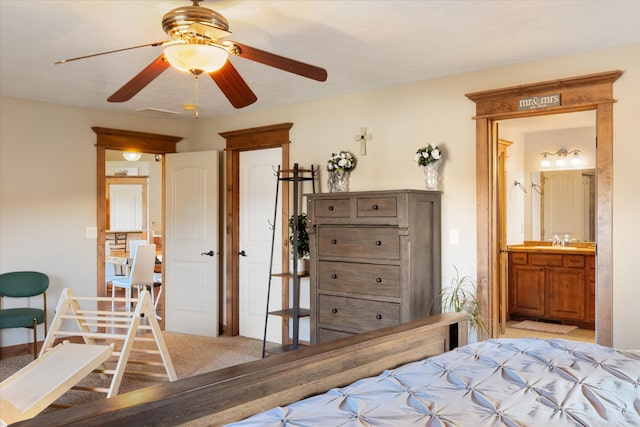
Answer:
307, 190, 441, 344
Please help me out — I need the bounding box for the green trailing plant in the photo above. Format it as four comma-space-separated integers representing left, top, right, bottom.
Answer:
440, 266, 487, 333
288, 213, 310, 259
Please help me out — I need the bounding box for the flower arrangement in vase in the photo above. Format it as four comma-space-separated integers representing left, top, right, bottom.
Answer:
415, 144, 442, 190
326, 150, 356, 192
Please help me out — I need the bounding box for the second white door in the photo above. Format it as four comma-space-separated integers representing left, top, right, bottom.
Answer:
239, 148, 282, 343
165, 151, 219, 337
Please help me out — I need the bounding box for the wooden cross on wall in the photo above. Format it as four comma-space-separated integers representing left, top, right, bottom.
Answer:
355, 127, 373, 155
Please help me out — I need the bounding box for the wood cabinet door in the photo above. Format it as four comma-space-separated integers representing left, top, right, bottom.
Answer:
509, 265, 545, 316
547, 267, 586, 320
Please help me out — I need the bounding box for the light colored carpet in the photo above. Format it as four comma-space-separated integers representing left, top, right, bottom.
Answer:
512, 320, 578, 334
0, 332, 264, 413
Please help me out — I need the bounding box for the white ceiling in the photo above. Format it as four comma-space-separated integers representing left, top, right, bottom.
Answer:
1, 1, 638, 121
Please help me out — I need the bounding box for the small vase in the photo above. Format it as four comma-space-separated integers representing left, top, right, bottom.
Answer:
289, 258, 308, 274
329, 169, 350, 192
423, 162, 440, 190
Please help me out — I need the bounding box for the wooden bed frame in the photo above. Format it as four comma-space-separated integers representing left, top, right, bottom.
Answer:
14, 313, 468, 427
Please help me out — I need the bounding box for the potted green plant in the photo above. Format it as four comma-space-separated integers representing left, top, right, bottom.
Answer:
439, 266, 487, 341
288, 213, 310, 273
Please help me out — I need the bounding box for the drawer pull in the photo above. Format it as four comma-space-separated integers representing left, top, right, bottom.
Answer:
372, 204, 379, 210
332, 308, 338, 314
376, 277, 382, 283
331, 274, 338, 279
376, 314, 382, 320
328, 205, 334, 211
375, 240, 382, 246
331, 239, 337, 244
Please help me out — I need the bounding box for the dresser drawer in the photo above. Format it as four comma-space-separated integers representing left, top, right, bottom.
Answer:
318, 295, 400, 333
318, 227, 400, 260
356, 196, 397, 218
530, 253, 563, 267
318, 327, 354, 343
564, 254, 585, 268
313, 198, 350, 218
509, 252, 528, 265
318, 261, 400, 297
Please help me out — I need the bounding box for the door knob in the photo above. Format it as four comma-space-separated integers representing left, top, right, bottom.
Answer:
239, 250, 247, 257
201, 250, 215, 257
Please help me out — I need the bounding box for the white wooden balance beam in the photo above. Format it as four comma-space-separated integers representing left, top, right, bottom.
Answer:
0, 288, 177, 425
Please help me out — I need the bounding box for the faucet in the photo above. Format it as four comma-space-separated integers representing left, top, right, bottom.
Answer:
552, 234, 560, 247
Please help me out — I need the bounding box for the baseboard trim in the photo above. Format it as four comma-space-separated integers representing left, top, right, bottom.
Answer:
1, 336, 84, 360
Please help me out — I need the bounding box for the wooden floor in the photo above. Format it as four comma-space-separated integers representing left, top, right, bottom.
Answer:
499, 320, 595, 343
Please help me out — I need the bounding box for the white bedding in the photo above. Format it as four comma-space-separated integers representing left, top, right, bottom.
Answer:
226, 338, 640, 426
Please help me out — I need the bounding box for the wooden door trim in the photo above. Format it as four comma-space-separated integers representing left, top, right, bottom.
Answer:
93, 127, 181, 329
465, 70, 622, 346
220, 123, 292, 336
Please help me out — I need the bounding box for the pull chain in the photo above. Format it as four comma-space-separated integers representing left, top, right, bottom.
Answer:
194, 75, 199, 119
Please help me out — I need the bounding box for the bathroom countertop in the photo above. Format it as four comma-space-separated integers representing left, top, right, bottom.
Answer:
507, 244, 595, 254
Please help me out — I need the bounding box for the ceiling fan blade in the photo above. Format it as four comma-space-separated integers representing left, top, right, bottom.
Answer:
54, 41, 168, 65
209, 60, 257, 108
231, 42, 327, 82
108, 55, 170, 102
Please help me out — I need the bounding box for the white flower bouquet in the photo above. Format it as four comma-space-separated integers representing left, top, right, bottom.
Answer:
415, 144, 442, 166
327, 150, 356, 172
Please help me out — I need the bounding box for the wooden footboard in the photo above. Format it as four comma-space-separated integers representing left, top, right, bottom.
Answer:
15, 313, 468, 427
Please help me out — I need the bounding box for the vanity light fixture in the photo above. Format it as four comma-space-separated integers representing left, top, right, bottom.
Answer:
123, 152, 142, 162
540, 148, 580, 168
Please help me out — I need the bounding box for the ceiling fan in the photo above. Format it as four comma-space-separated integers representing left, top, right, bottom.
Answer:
55, 0, 328, 110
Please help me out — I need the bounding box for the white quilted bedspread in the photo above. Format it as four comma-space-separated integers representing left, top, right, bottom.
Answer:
227, 338, 640, 426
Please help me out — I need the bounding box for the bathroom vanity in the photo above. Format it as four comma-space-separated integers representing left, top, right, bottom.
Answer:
507, 243, 595, 329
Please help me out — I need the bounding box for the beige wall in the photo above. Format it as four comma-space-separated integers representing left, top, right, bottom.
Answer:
190, 43, 640, 349
0, 100, 191, 346
1, 43, 638, 348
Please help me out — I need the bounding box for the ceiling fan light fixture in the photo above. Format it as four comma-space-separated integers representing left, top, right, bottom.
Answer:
164, 44, 228, 75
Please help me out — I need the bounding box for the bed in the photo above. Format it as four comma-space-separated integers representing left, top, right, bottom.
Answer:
227, 338, 640, 426
12, 313, 640, 426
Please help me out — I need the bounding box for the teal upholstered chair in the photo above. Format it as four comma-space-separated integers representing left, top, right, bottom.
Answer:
0, 271, 49, 359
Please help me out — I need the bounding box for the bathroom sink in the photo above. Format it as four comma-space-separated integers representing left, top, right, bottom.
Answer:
531, 245, 578, 250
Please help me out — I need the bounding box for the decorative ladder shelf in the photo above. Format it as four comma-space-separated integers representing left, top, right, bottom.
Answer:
262, 164, 316, 357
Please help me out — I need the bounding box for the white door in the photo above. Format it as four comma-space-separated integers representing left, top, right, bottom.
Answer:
239, 148, 282, 342
165, 151, 219, 336
110, 184, 143, 231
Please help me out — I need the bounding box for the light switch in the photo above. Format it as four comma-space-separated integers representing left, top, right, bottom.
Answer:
449, 229, 459, 246
86, 226, 97, 239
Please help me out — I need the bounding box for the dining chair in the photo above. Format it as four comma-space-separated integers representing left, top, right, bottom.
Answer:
111, 244, 156, 311
105, 241, 120, 294
0, 271, 49, 359
128, 239, 148, 258
152, 272, 162, 320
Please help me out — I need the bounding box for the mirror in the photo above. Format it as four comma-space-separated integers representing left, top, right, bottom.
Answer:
531, 169, 595, 242
499, 111, 596, 245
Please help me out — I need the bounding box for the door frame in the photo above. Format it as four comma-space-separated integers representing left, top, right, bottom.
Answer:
93, 127, 181, 326
220, 123, 292, 336
465, 70, 622, 346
